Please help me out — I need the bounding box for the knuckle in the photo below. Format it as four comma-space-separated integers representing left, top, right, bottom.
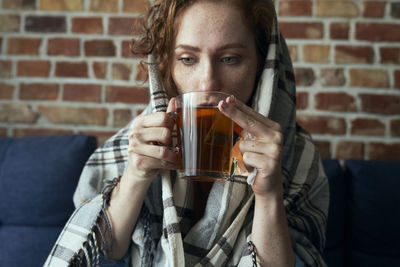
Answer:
271, 144, 281, 155
242, 152, 251, 162
161, 128, 171, 142
158, 146, 168, 158
273, 131, 283, 144
246, 118, 257, 128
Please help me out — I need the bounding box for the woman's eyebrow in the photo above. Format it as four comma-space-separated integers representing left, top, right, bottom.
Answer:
175, 44, 201, 52
175, 43, 247, 52
216, 43, 247, 51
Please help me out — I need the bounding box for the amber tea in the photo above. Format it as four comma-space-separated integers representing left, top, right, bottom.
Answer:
176, 105, 234, 182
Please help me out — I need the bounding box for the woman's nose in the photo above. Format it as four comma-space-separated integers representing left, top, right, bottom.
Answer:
199, 61, 220, 92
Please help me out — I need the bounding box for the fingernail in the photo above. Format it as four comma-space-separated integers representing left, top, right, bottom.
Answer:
227, 95, 236, 104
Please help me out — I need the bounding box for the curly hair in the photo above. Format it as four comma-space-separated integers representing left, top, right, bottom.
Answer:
131, 0, 275, 96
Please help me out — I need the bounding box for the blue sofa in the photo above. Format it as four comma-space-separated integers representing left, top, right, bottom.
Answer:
0, 135, 399, 266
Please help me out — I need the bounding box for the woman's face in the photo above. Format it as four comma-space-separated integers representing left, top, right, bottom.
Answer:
171, 1, 258, 104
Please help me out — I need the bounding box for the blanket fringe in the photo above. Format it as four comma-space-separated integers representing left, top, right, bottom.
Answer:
69, 177, 122, 267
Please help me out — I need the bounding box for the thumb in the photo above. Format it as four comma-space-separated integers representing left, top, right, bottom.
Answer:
167, 97, 176, 113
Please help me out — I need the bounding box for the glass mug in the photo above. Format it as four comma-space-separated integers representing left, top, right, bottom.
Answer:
175, 91, 238, 182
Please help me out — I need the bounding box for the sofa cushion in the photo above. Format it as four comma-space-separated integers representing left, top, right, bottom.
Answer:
0, 135, 97, 226
322, 159, 346, 250
345, 159, 400, 258
0, 225, 63, 267
347, 249, 400, 267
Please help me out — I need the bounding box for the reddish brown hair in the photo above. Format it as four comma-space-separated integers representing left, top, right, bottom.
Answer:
131, 0, 275, 95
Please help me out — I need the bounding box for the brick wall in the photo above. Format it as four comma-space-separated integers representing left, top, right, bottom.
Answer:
0, 0, 399, 161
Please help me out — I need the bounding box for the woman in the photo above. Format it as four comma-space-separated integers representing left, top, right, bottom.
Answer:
46, 0, 329, 266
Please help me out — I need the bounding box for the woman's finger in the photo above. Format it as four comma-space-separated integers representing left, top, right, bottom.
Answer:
167, 97, 176, 113
224, 96, 281, 130
239, 140, 281, 158
218, 97, 280, 139
130, 154, 180, 172
129, 127, 172, 145
128, 142, 178, 164
242, 151, 278, 172
132, 112, 175, 130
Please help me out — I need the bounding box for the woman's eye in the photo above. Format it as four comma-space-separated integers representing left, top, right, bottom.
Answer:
178, 57, 195, 65
221, 57, 239, 64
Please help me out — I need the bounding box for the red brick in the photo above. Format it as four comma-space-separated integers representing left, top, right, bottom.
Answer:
72, 17, 103, 34
330, 22, 350, 40
320, 68, 346, 87
0, 61, 12, 78
79, 130, 116, 146
90, 0, 118, 12
314, 140, 331, 159
349, 69, 389, 88
13, 128, 74, 137
335, 45, 374, 64
84, 40, 116, 57
106, 86, 149, 104
296, 92, 308, 110
395, 70, 400, 89
351, 118, 385, 136
380, 47, 400, 64
48, 38, 80, 56
335, 141, 364, 160
279, 0, 312, 16
315, 92, 356, 112
356, 23, 400, 42
40, 0, 83, 11
294, 68, 315, 86
391, 120, 400, 137
123, 0, 149, 13
279, 22, 323, 39
25, 16, 66, 33
0, 83, 14, 99
368, 143, 400, 161
2, 0, 35, 9
0, 104, 38, 123
297, 115, 346, 135
287, 45, 298, 62
93, 62, 107, 79
113, 109, 133, 127
391, 3, 400, 18
0, 128, 7, 136
63, 84, 101, 102
17, 60, 51, 77
364, 1, 386, 18
316, 1, 359, 17
135, 63, 148, 82
39, 106, 108, 125
303, 45, 330, 63
112, 63, 132, 81
55, 62, 88, 78
0, 15, 20, 32
109, 17, 144, 36
7, 38, 41, 55
360, 94, 400, 114
20, 83, 59, 100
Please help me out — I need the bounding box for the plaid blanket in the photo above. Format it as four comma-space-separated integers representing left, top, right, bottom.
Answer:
45, 17, 329, 267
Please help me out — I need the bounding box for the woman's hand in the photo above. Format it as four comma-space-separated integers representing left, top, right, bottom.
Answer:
126, 98, 179, 184
218, 96, 283, 199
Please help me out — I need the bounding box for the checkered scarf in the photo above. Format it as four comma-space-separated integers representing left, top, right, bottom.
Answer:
45, 17, 329, 267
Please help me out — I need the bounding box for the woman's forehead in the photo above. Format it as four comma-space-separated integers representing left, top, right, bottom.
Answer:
173, 1, 254, 47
